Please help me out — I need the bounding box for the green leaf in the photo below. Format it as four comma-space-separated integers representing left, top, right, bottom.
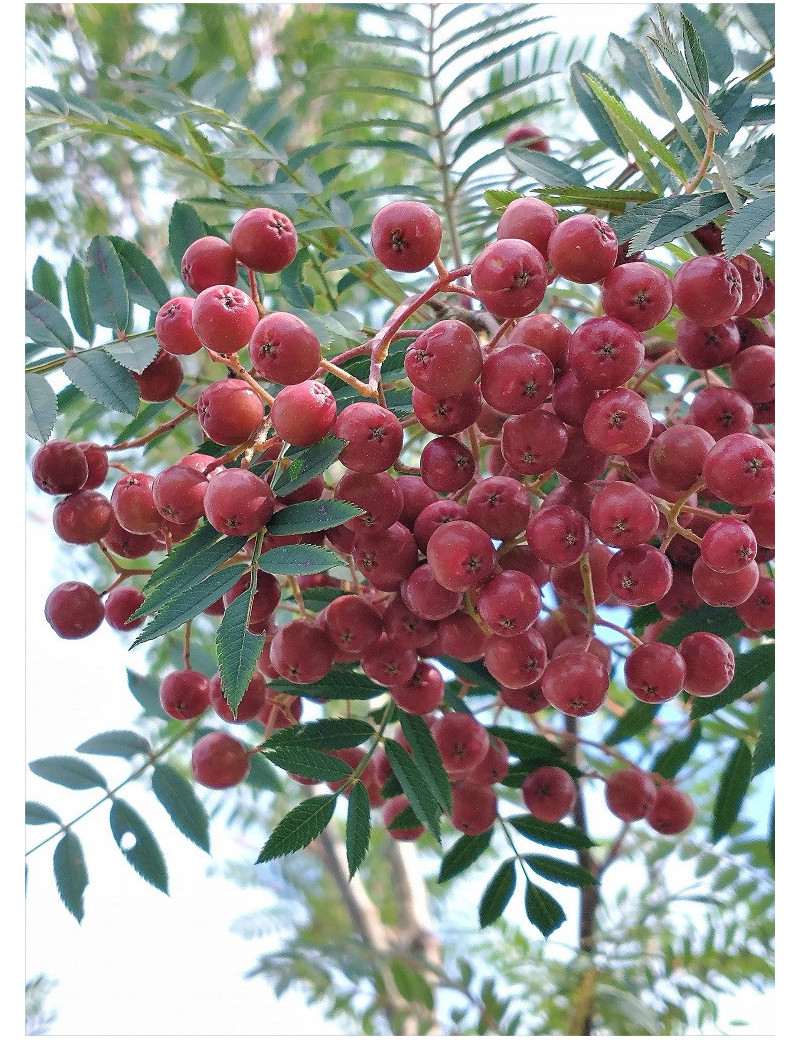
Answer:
26, 801, 62, 826
680, 5, 734, 85
29, 755, 107, 791
108, 237, 171, 310
691, 642, 775, 719
266, 500, 363, 537
264, 718, 375, 752
75, 730, 152, 759
605, 701, 659, 746
711, 739, 752, 843
569, 62, 626, 157
524, 881, 566, 938
182, 117, 224, 176
27, 85, 69, 113
85, 237, 130, 332
535, 186, 659, 214
722, 196, 775, 258
523, 854, 596, 888
610, 192, 730, 251
478, 860, 516, 927
584, 73, 687, 183
271, 436, 348, 497
346, 781, 372, 878
215, 588, 265, 719
389, 959, 434, 1010
65, 258, 95, 342
168, 201, 207, 276
263, 746, 351, 783
32, 256, 61, 307
109, 798, 169, 893
438, 830, 493, 883
25, 289, 74, 350
25, 373, 58, 443
266, 667, 383, 702
384, 738, 442, 843
506, 148, 587, 188
256, 794, 337, 863
681, 11, 709, 97
63, 350, 140, 416
484, 188, 522, 213
594, 984, 664, 1035
486, 727, 565, 763
651, 725, 703, 780
658, 605, 741, 647
243, 753, 283, 793
127, 669, 167, 719
258, 544, 342, 577
507, 814, 595, 850
438, 656, 498, 693
398, 710, 452, 813
105, 335, 161, 374
131, 564, 248, 647
752, 679, 774, 776
139, 523, 248, 612
151, 763, 210, 852
53, 831, 89, 923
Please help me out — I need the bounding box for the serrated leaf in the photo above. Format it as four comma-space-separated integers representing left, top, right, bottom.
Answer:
267, 500, 363, 537
32, 256, 61, 307
486, 727, 565, 762
651, 725, 703, 780
27, 85, 69, 113
26, 801, 62, 826
108, 237, 171, 310
168, 201, 207, 276
29, 755, 107, 791
691, 642, 774, 719
63, 351, 140, 416
105, 335, 161, 373
607, 34, 683, 117
216, 589, 265, 718
264, 718, 375, 751
65, 258, 95, 342
346, 781, 372, 878
256, 794, 337, 863
605, 701, 659, 745
85, 237, 130, 332
258, 543, 341, 576
109, 798, 169, 893
398, 710, 452, 813
384, 738, 442, 843
752, 679, 774, 776
131, 564, 247, 647
478, 859, 516, 927
75, 730, 152, 759
722, 196, 775, 258
53, 831, 88, 922
711, 740, 752, 843
536, 186, 659, 214
507, 814, 595, 850
523, 854, 596, 888
271, 436, 349, 497
25, 289, 74, 350
141, 522, 247, 598
658, 605, 742, 647
438, 829, 493, 883
266, 667, 382, 702
681, 11, 709, 98
610, 191, 730, 250
263, 746, 351, 782
585, 73, 687, 182
680, 5, 734, 85
25, 373, 58, 443
151, 763, 211, 852
524, 880, 566, 937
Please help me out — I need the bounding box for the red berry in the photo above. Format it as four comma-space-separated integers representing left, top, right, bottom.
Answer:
31, 440, 89, 495
673, 255, 743, 325
44, 581, 104, 639
471, 239, 548, 318
548, 214, 618, 283
270, 380, 337, 447
181, 236, 238, 294
248, 312, 321, 384
230, 207, 298, 273
191, 731, 251, 789
605, 769, 658, 822
503, 124, 550, 153
103, 586, 146, 632
522, 765, 576, 823
159, 670, 210, 720
371, 201, 442, 273
155, 297, 204, 356
645, 786, 695, 834
191, 285, 259, 354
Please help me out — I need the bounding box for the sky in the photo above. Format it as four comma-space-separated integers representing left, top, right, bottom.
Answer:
19, 2, 782, 1038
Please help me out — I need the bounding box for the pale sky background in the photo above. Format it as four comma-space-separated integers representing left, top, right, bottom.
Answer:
19, 3, 783, 1038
